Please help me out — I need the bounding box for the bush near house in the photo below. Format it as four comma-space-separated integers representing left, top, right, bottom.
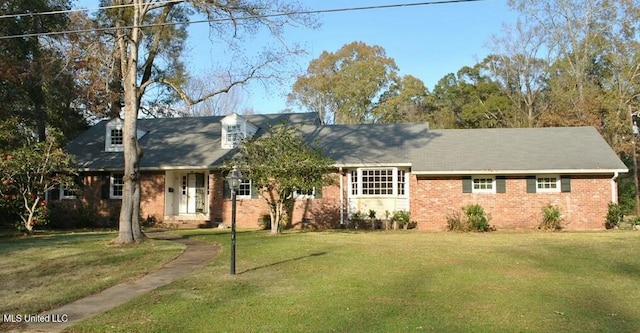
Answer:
604, 202, 624, 229
539, 204, 563, 231
447, 204, 492, 232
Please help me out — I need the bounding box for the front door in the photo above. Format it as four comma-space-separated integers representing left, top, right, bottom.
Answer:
179, 173, 206, 214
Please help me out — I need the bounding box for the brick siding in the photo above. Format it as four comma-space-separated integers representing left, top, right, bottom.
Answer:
410, 175, 613, 231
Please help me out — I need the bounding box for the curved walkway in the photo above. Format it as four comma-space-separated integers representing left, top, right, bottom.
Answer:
20, 231, 219, 333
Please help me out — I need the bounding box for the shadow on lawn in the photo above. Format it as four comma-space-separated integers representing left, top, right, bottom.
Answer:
240, 252, 327, 275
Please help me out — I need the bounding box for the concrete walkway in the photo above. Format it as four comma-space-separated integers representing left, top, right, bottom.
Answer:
19, 231, 219, 333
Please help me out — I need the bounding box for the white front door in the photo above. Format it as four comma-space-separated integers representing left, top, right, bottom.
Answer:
179, 173, 206, 214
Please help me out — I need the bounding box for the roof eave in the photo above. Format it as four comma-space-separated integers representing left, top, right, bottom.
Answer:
412, 168, 629, 176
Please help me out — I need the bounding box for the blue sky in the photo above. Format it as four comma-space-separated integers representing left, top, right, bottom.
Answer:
77, 0, 519, 114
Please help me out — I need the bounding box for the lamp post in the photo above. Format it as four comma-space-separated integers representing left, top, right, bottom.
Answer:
226, 166, 243, 275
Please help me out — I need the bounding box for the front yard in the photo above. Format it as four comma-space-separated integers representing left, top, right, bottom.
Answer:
2, 229, 640, 332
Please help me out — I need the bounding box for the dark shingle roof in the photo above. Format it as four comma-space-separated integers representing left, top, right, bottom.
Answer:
66, 112, 627, 174
66, 112, 319, 170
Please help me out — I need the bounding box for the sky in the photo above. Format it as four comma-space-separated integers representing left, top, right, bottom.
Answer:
76, 0, 520, 114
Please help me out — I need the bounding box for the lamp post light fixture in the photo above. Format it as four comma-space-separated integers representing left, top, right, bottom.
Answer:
226, 166, 243, 275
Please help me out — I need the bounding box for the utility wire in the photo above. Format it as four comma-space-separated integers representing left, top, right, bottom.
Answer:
0, 0, 487, 40
0, 0, 184, 19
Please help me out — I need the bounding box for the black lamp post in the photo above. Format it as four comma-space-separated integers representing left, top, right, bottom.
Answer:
226, 166, 243, 275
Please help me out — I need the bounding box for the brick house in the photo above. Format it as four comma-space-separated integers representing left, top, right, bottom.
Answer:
56, 112, 627, 230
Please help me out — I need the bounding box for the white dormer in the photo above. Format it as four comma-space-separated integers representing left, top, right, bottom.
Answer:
221, 113, 257, 149
104, 118, 147, 152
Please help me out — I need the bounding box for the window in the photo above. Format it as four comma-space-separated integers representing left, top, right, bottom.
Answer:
398, 170, 406, 196
224, 124, 243, 148
294, 187, 315, 199
60, 183, 77, 199
111, 173, 124, 199
349, 168, 408, 197
350, 170, 358, 195
110, 128, 123, 145
536, 176, 560, 193
237, 179, 251, 197
472, 177, 495, 193
362, 169, 393, 195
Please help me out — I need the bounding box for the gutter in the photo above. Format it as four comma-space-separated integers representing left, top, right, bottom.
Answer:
339, 167, 344, 226
611, 171, 620, 203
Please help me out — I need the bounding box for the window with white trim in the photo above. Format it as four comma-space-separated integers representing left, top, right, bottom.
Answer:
349, 168, 408, 197
226, 124, 243, 147
472, 176, 495, 193
60, 183, 77, 199
536, 176, 560, 193
237, 179, 251, 197
110, 173, 124, 199
294, 187, 315, 199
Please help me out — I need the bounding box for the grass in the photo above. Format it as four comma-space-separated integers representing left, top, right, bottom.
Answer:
62, 229, 640, 333
0, 230, 184, 332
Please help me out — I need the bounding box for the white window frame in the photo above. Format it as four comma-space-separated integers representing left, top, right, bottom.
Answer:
110, 173, 124, 199
348, 168, 409, 197
60, 182, 77, 200
222, 123, 245, 149
293, 187, 315, 199
236, 178, 251, 198
472, 176, 496, 194
536, 175, 561, 193
105, 125, 124, 152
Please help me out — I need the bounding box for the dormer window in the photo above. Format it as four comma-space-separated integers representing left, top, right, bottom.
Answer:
221, 113, 257, 149
105, 118, 124, 152
104, 117, 147, 152
226, 124, 243, 147
110, 128, 123, 145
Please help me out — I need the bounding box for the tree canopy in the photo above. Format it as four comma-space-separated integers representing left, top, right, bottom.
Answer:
226, 125, 333, 234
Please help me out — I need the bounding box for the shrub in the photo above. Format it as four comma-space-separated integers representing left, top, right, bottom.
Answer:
446, 210, 467, 232
350, 211, 367, 229
604, 202, 624, 229
258, 214, 271, 230
447, 205, 492, 232
464, 204, 491, 232
539, 204, 562, 231
391, 210, 412, 229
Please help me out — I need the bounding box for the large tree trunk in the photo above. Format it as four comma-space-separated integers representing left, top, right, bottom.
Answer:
114, 0, 144, 244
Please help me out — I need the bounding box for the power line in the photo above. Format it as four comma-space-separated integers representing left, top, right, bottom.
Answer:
0, 0, 184, 19
0, 0, 488, 40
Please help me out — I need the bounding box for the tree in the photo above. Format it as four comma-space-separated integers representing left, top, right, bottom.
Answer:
102, 0, 316, 244
0, 138, 75, 234
0, 0, 87, 145
372, 75, 436, 124
227, 124, 333, 234
433, 64, 516, 128
288, 41, 399, 124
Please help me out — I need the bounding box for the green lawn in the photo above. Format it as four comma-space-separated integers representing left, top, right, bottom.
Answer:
0, 231, 184, 332
64, 229, 640, 333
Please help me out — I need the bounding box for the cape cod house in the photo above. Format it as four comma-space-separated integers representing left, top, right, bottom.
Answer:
57, 112, 628, 230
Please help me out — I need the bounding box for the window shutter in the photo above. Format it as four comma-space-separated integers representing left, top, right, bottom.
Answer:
496, 176, 506, 193
561, 176, 571, 193
49, 188, 60, 201
526, 176, 536, 193
315, 186, 323, 199
100, 175, 110, 199
223, 180, 230, 199
251, 181, 259, 198
462, 177, 472, 193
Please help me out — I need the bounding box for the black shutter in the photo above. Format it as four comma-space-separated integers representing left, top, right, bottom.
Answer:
561, 176, 571, 193
49, 187, 60, 201
526, 176, 536, 193
100, 175, 110, 199
250, 181, 259, 198
314, 185, 322, 199
496, 176, 506, 193
462, 177, 472, 193
223, 180, 230, 199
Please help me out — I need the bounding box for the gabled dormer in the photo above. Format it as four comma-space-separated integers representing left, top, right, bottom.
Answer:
221, 113, 257, 149
104, 118, 147, 152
